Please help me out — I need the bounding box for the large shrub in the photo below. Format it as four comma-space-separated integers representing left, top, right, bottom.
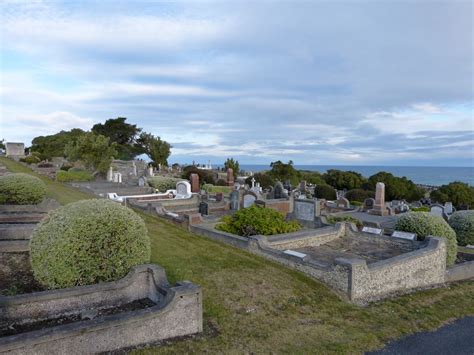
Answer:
430, 182, 474, 210
20, 155, 41, 164
0, 173, 46, 205
345, 189, 374, 202
449, 211, 474, 246
147, 176, 181, 192
56, 170, 93, 182
395, 212, 457, 265
216, 205, 301, 237
314, 185, 337, 200
30, 199, 150, 289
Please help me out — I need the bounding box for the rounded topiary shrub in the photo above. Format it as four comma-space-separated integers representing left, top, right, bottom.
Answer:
0, 173, 46, 205
395, 212, 457, 266
30, 199, 151, 289
216, 205, 301, 237
449, 211, 474, 246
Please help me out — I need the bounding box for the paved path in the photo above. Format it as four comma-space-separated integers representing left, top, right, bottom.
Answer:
368, 316, 474, 355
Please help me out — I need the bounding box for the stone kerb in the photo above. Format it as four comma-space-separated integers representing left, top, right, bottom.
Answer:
0, 198, 60, 213
342, 236, 446, 303
445, 260, 474, 282
0, 264, 203, 354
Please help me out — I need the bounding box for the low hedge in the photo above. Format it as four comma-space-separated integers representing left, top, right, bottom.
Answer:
30, 199, 151, 289
0, 173, 46, 205
216, 205, 301, 237
56, 170, 93, 182
326, 215, 363, 228
395, 212, 457, 265
449, 211, 474, 246
202, 184, 232, 194
20, 155, 41, 164
411, 206, 430, 212
314, 185, 337, 200
147, 176, 181, 192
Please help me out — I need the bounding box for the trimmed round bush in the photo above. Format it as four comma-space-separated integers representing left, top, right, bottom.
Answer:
147, 176, 181, 192
314, 185, 337, 200
30, 199, 151, 289
449, 211, 474, 246
0, 173, 46, 205
217, 205, 301, 237
395, 212, 457, 266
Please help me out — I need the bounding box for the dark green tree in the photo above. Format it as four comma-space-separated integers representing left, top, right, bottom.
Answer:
269, 160, 300, 186
181, 166, 215, 185
245, 172, 275, 189
30, 129, 86, 160
91, 117, 142, 160
367, 172, 424, 201
323, 169, 367, 190
0, 139, 5, 150
136, 132, 171, 167
314, 185, 337, 200
431, 182, 474, 209
64, 132, 117, 175
224, 158, 240, 177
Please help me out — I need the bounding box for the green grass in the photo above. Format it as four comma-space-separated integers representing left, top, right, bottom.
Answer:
2, 156, 473, 353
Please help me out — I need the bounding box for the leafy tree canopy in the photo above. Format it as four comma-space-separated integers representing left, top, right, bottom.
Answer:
431, 182, 474, 209
245, 172, 275, 189
269, 160, 300, 186
65, 132, 117, 175
224, 158, 240, 177
91, 117, 142, 160
136, 132, 171, 167
30, 129, 86, 160
323, 169, 367, 190
367, 171, 424, 202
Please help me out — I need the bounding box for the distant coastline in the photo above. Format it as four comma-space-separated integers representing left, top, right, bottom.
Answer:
230, 165, 474, 187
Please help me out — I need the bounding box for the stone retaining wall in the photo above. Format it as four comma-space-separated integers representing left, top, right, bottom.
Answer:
0, 264, 202, 353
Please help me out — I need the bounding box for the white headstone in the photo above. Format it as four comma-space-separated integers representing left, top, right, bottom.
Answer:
243, 194, 256, 208
175, 181, 192, 198
430, 205, 444, 217
107, 166, 114, 182
444, 202, 453, 215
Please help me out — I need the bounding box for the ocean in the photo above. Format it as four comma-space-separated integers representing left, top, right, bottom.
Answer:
235, 165, 474, 187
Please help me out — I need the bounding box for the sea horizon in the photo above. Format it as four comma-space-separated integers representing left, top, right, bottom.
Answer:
211, 164, 474, 187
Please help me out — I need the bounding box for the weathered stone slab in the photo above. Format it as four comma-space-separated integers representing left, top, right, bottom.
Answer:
361, 226, 383, 235
392, 230, 416, 241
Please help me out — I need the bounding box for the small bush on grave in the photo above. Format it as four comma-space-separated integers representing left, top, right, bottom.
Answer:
411, 206, 430, 212
202, 184, 232, 194
30, 199, 151, 289
395, 212, 457, 266
147, 176, 181, 192
345, 189, 374, 202
350, 201, 363, 206
449, 211, 474, 246
216, 178, 228, 186
326, 215, 363, 228
216, 205, 301, 237
56, 170, 93, 182
20, 155, 41, 164
314, 185, 337, 200
0, 173, 46, 205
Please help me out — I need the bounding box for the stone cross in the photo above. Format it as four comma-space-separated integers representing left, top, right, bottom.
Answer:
251, 177, 256, 188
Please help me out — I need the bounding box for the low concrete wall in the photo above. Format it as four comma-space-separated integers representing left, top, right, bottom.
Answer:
445, 261, 474, 282
0, 264, 202, 354
0, 199, 59, 213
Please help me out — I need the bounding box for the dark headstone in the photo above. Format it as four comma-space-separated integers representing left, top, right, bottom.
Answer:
190, 173, 200, 193
199, 202, 209, 215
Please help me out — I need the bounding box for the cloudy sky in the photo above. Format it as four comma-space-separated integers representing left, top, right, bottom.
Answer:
1, 0, 473, 166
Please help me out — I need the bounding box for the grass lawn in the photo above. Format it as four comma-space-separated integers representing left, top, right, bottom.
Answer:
2, 157, 473, 354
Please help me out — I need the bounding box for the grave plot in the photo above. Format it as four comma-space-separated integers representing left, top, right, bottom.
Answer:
192, 221, 448, 304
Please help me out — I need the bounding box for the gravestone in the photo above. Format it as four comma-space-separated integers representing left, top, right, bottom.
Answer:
299, 180, 307, 192
444, 202, 453, 215
138, 176, 146, 187
148, 166, 154, 177
5, 142, 25, 157
199, 202, 209, 215
294, 199, 316, 221
371, 182, 388, 216
274, 182, 287, 199
336, 197, 350, 208
107, 166, 114, 182
362, 226, 383, 235
226, 168, 234, 186
132, 161, 137, 176
392, 231, 417, 241
113, 172, 122, 183
411, 201, 422, 208
243, 192, 257, 208
430, 204, 447, 220
176, 181, 191, 196
215, 192, 223, 202
230, 190, 239, 210
364, 198, 375, 211
190, 173, 200, 193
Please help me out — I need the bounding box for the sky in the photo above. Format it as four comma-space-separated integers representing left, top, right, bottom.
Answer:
0, 0, 473, 167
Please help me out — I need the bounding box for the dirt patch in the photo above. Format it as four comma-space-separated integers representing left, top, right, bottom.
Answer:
0, 298, 156, 337
295, 235, 416, 266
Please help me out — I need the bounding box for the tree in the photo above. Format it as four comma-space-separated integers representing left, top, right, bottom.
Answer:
0, 139, 5, 150
314, 185, 337, 200
224, 158, 240, 177
299, 170, 326, 185
323, 169, 366, 190
136, 132, 171, 166
31, 129, 86, 160
91, 117, 142, 160
367, 172, 424, 201
65, 133, 117, 175
245, 172, 275, 189
181, 166, 214, 185
269, 160, 300, 186
431, 182, 474, 209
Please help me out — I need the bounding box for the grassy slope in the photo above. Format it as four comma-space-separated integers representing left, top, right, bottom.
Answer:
2, 157, 473, 354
